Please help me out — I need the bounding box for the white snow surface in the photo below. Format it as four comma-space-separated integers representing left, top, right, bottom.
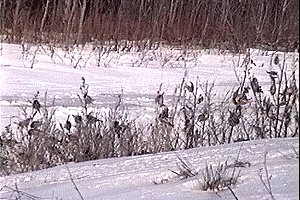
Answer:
0, 43, 299, 199
0, 138, 299, 200
0, 43, 299, 130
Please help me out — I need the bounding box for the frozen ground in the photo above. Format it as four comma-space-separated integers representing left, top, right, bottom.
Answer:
0, 137, 298, 200
0, 43, 298, 130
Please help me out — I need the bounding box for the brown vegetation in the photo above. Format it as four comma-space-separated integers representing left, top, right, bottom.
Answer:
1, 0, 299, 51
0, 52, 298, 176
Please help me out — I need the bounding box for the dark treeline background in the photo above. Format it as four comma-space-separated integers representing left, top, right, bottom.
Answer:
0, 0, 299, 51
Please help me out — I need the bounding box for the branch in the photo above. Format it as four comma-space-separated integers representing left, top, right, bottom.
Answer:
66, 166, 85, 200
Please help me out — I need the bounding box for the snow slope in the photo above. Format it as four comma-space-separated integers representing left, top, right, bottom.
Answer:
0, 138, 298, 200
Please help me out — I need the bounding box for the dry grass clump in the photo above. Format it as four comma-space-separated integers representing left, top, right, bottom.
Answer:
201, 161, 241, 191
154, 146, 250, 197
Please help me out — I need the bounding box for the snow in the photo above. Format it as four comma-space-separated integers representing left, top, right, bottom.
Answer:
0, 43, 298, 130
0, 138, 298, 199
0, 43, 299, 199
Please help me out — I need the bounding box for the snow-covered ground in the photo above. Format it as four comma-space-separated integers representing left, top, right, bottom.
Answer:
0, 43, 299, 199
0, 43, 298, 130
0, 137, 298, 200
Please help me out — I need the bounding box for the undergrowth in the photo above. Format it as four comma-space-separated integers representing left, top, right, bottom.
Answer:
0, 52, 298, 176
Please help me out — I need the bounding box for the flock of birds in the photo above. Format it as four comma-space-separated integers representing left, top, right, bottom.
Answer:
11, 54, 298, 136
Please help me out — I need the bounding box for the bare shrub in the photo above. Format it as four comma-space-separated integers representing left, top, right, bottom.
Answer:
0, 54, 298, 176
2, 1, 298, 52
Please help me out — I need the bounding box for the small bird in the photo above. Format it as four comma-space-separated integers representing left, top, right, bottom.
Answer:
198, 112, 209, 122
266, 71, 278, 79
87, 113, 101, 124
32, 99, 41, 113
250, 77, 263, 93
64, 115, 72, 132
228, 110, 240, 127
30, 120, 42, 129
28, 128, 39, 136
270, 81, 276, 95
197, 94, 204, 104
250, 59, 256, 66
18, 117, 32, 128
80, 77, 89, 96
273, 55, 280, 65
232, 88, 249, 106
155, 92, 164, 107
113, 120, 122, 138
286, 83, 298, 95
185, 81, 194, 93
73, 114, 82, 124
159, 105, 169, 119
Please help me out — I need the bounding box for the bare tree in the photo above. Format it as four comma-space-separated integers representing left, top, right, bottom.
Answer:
78, 0, 87, 43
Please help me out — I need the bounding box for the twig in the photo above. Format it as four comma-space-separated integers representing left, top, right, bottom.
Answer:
66, 166, 85, 200
0, 185, 41, 200
231, 143, 244, 179
30, 45, 40, 69
258, 151, 276, 200
227, 186, 239, 200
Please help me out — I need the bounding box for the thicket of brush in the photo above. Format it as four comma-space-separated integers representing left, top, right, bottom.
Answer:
0, 51, 298, 176
1, 0, 299, 52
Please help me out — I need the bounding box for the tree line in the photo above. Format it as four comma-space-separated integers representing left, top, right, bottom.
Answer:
0, 0, 299, 51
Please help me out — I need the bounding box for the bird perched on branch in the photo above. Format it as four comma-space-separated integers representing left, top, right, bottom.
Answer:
73, 114, 82, 124
250, 77, 263, 93
80, 77, 94, 105
30, 120, 42, 129
269, 81, 276, 96
158, 105, 173, 127
198, 111, 209, 122
64, 115, 72, 132
80, 77, 89, 95
17, 117, 32, 129
155, 91, 173, 127
286, 83, 298, 95
232, 88, 250, 106
185, 81, 194, 93
266, 71, 278, 79
32, 100, 41, 118
32, 99, 41, 113
158, 105, 169, 120
155, 91, 164, 107
273, 55, 280, 65
87, 113, 101, 125
32, 91, 41, 115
